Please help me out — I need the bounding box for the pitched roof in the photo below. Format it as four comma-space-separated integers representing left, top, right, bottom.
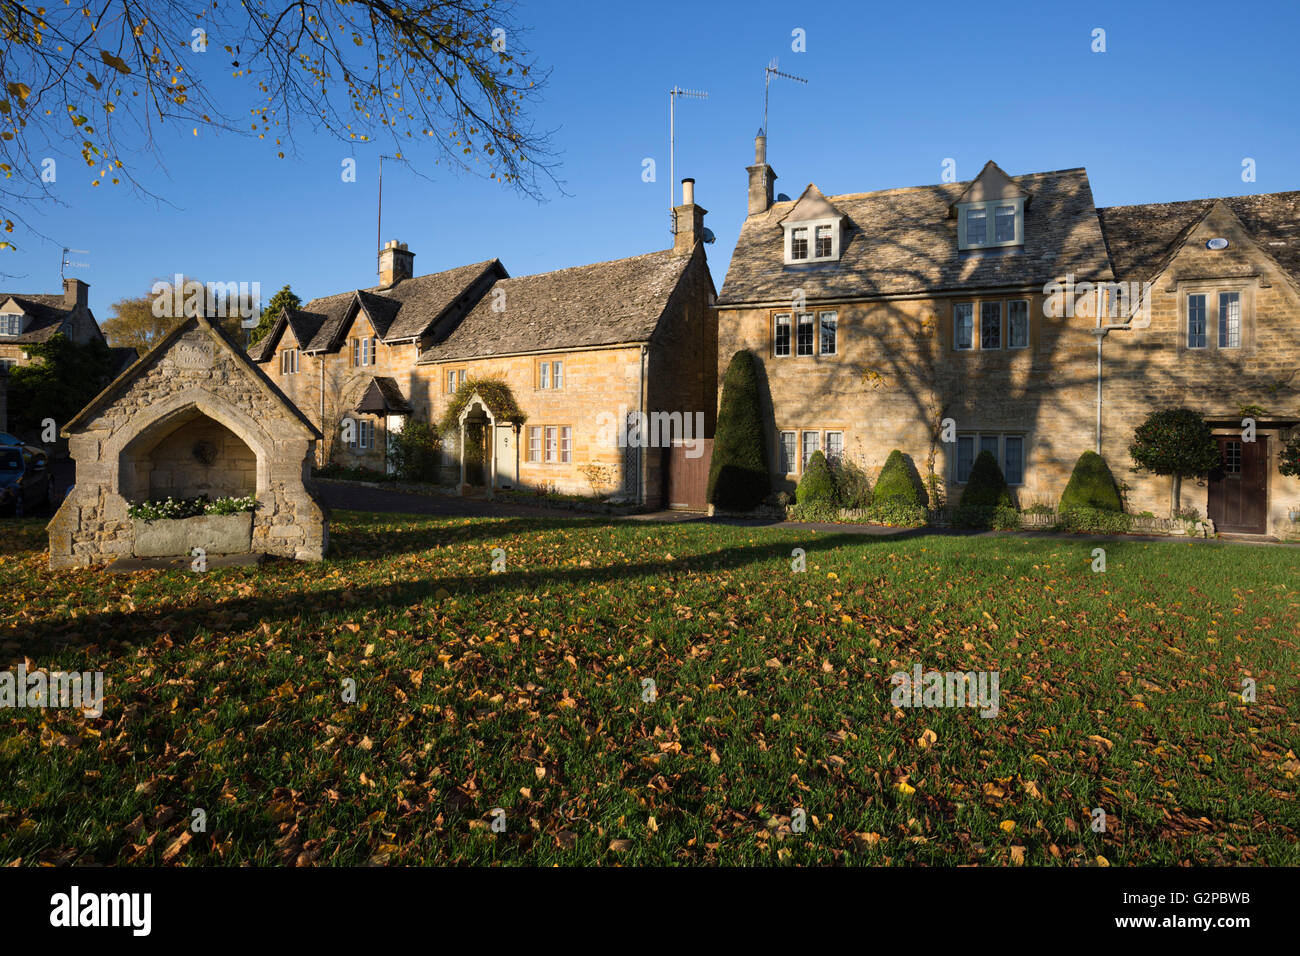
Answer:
0, 293, 77, 344
64, 316, 320, 438
1098, 190, 1300, 285
778, 184, 844, 224
355, 376, 412, 414
304, 259, 503, 354
717, 167, 1113, 305
417, 249, 697, 363
245, 307, 329, 362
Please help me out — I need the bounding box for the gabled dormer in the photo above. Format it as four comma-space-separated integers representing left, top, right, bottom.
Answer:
0, 298, 28, 336
951, 161, 1029, 251
779, 184, 846, 265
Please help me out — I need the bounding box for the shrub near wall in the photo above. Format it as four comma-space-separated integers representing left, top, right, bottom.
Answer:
708, 350, 771, 511
953, 450, 1013, 529
1059, 451, 1124, 513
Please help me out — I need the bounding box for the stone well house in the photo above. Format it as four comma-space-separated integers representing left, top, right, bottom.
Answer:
49, 316, 328, 568
716, 138, 1300, 536
250, 185, 717, 505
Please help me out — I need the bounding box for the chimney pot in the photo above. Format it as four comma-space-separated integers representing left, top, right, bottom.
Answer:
681, 177, 695, 206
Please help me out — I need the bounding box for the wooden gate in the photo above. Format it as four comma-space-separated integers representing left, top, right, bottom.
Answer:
665, 439, 713, 511
1208, 434, 1267, 533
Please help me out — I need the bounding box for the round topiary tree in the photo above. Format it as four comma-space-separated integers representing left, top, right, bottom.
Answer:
872, 449, 928, 508
1059, 450, 1123, 513
707, 350, 771, 511
796, 450, 837, 506
959, 450, 1012, 508
1129, 408, 1221, 515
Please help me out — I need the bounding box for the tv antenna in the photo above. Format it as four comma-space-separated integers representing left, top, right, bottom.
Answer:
669, 86, 708, 230
763, 58, 807, 139
60, 247, 89, 280
377, 154, 398, 274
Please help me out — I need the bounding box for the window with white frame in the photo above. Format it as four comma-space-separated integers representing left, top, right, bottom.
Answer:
796, 313, 814, 356
825, 431, 844, 463
779, 431, 797, 474
957, 198, 1025, 250
552, 361, 564, 389
445, 368, 467, 393
528, 426, 542, 462
544, 426, 558, 463
815, 225, 833, 258
773, 313, 791, 357
539, 361, 550, 389
1187, 294, 1208, 348
954, 303, 973, 350
783, 218, 842, 264
349, 418, 374, 450
953, 432, 1024, 485
1008, 300, 1029, 349
0, 313, 23, 336
790, 227, 809, 260
560, 426, 572, 463
1218, 292, 1241, 348
980, 302, 1002, 350
352, 337, 376, 366
280, 348, 299, 374
801, 430, 820, 469
819, 311, 837, 355
0, 357, 15, 370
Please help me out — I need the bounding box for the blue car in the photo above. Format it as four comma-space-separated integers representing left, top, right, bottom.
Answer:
0, 444, 55, 517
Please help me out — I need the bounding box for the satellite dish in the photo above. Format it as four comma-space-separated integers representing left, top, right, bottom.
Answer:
702, 227, 716, 244
1206, 237, 1229, 250
776, 193, 791, 202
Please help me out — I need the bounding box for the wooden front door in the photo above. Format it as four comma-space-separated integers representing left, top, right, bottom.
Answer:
1207, 435, 1268, 533
665, 439, 713, 511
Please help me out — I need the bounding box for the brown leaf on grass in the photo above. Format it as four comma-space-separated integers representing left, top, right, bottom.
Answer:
1010, 845, 1026, 865
608, 839, 633, 852
161, 831, 191, 862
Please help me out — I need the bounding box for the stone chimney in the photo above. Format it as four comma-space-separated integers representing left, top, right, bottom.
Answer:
378, 240, 415, 287
673, 178, 707, 255
63, 277, 88, 310
747, 131, 777, 217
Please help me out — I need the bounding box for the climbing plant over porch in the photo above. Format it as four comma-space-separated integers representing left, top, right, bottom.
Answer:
438, 377, 527, 435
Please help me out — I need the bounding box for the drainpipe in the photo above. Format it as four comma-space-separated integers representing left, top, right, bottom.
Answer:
638, 344, 648, 506
1091, 286, 1138, 455
319, 354, 326, 467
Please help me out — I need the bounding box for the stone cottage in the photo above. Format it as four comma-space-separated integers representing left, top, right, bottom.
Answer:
716, 137, 1300, 536
49, 316, 328, 568
249, 181, 718, 506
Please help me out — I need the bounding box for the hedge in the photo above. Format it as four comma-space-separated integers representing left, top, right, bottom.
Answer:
1059, 450, 1123, 512
872, 449, 928, 508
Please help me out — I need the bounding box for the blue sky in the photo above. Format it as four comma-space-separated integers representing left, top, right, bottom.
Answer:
7, 0, 1300, 319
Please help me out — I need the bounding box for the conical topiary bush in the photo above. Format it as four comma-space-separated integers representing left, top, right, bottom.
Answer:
707, 350, 771, 511
1059, 450, 1123, 513
796, 450, 837, 506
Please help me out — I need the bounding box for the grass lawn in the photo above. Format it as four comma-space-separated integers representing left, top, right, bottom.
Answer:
1, 510, 1296, 866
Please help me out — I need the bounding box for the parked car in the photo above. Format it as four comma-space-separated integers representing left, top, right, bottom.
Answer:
0, 432, 21, 446
0, 444, 55, 517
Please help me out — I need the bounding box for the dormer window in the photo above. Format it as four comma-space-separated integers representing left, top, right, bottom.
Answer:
0, 313, 24, 336
958, 199, 1024, 250
780, 185, 846, 265
951, 161, 1030, 252
783, 218, 841, 264
790, 227, 808, 260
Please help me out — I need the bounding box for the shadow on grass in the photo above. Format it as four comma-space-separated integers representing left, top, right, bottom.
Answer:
11, 527, 915, 666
